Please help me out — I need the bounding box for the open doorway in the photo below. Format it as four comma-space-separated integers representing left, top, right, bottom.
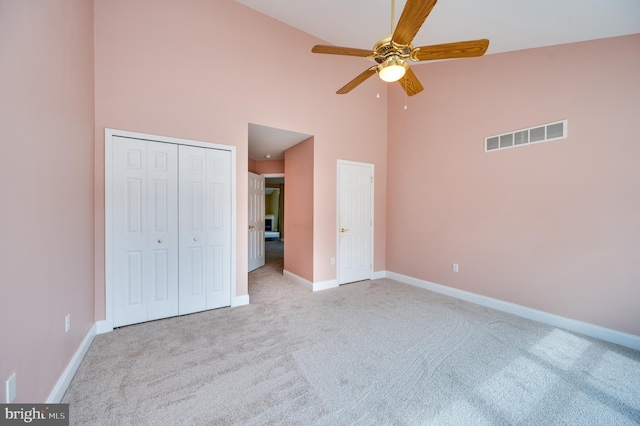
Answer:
247, 124, 311, 292
264, 176, 284, 273
265, 177, 283, 242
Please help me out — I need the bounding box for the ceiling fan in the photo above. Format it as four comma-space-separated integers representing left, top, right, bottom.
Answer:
311, 0, 489, 96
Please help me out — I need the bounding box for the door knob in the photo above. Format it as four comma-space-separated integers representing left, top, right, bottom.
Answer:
157, 239, 162, 244
249, 225, 255, 229
194, 237, 198, 241
340, 228, 349, 233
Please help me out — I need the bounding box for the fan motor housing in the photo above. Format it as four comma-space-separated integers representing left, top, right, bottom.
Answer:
373, 35, 413, 64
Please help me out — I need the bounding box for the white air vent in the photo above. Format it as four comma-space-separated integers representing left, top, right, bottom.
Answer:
485, 120, 567, 152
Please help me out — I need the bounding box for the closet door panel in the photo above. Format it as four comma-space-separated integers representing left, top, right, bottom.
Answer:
179, 146, 208, 315
206, 149, 232, 309
113, 137, 149, 327
146, 142, 179, 321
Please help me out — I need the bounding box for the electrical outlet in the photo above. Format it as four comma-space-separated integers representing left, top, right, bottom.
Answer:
331, 257, 335, 265
65, 314, 70, 333
453, 263, 459, 272
6, 373, 16, 403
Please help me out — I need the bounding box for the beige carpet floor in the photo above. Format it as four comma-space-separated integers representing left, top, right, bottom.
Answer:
63, 241, 640, 425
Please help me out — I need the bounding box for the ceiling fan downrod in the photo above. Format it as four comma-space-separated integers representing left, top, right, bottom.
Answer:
391, 0, 395, 34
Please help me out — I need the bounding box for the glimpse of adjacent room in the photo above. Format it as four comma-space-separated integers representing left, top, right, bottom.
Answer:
265, 183, 282, 241
247, 123, 311, 277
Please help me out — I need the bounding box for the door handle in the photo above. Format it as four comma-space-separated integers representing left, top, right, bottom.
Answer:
340, 228, 349, 233
249, 225, 255, 229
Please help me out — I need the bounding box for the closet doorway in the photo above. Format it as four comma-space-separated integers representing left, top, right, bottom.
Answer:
105, 129, 237, 329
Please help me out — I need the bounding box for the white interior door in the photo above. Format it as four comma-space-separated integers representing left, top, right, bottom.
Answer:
248, 172, 265, 272
112, 137, 178, 327
338, 161, 373, 285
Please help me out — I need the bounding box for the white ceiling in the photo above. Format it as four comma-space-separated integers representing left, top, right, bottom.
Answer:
241, 0, 640, 160
248, 123, 311, 160
236, 0, 640, 55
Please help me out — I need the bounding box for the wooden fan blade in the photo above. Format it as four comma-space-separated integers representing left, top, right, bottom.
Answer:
398, 67, 424, 96
412, 39, 490, 61
337, 67, 377, 94
392, 0, 438, 46
312, 45, 373, 57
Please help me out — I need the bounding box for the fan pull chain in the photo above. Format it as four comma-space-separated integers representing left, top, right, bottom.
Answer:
404, 77, 408, 110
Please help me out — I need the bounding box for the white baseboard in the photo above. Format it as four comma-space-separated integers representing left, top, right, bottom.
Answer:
313, 279, 338, 292
47, 323, 97, 403
283, 269, 313, 290
283, 270, 338, 292
232, 294, 250, 307
385, 271, 640, 351
371, 271, 386, 280
95, 320, 112, 335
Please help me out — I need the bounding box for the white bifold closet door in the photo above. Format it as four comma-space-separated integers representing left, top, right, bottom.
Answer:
112, 137, 179, 327
178, 145, 231, 314
112, 137, 231, 328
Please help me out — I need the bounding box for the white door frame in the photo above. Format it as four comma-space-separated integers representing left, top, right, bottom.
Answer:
104, 128, 238, 332
336, 159, 374, 285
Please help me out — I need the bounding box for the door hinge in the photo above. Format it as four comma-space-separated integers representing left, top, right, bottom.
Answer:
370, 176, 373, 184
370, 263, 372, 269
370, 219, 372, 226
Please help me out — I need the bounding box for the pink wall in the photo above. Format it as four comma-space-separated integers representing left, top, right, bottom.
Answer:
315, 130, 388, 281
284, 138, 314, 281
256, 159, 285, 175
93, 0, 388, 318
1, 1, 635, 405
248, 157, 257, 174
2, 0, 634, 405
387, 34, 640, 336
0, 0, 95, 402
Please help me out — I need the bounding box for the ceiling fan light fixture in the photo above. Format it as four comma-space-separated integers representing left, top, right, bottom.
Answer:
378, 57, 408, 82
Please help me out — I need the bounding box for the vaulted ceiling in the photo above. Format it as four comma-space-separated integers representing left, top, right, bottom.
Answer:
237, 0, 640, 56
242, 0, 640, 160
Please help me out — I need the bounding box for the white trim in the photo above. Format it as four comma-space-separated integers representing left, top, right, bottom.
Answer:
336, 159, 375, 285
371, 270, 386, 280
282, 270, 337, 292
232, 295, 250, 307
283, 269, 313, 291
261, 173, 284, 178
104, 131, 114, 331
386, 271, 640, 351
95, 320, 111, 335
229, 138, 238, 313
47, 323, 96, 403
104, 128, 239, 332
313, 279, 339, 292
